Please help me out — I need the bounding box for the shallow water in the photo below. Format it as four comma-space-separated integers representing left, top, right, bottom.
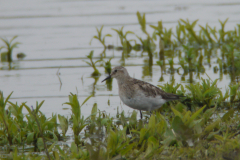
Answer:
0, 0, 240, 119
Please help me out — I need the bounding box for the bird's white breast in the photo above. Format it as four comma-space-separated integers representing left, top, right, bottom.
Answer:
119, 91, 166, 111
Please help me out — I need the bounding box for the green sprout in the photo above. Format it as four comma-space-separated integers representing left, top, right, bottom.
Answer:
64, 93, 92, 145
0, 91, 14, 145
199, 24, 217, 44
24, 102, 52, 159
168, 58, 174, 71
58, 114, 68, 137
136, 12, 156, 52
112, 26, 134, 50
218, 18, 229, 44
174, 21, 187, 44
185, 78, 220, 107
83, 50, 101, 77
180, 19, 202, 45
103, 57, 112, 74
0, 36, 20, 62
150, 21, 173, 48
136, 11, 153, 42
90, 25, 112, 49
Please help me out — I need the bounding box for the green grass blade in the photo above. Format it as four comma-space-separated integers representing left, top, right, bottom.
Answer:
81, 94, 93, 107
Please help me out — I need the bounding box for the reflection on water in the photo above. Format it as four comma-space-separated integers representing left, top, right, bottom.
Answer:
1, 42, 240, 118
56, 68, 62, 91
142, 58, 152, 78
106, 78, 113, 91
0, 0, 240, 118
89, 76, 100, 96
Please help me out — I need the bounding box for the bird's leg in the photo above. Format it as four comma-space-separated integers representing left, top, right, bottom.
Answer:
140, 110, 142, 119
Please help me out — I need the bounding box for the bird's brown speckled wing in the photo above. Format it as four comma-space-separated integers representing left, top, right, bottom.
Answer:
129, 78, 181, 101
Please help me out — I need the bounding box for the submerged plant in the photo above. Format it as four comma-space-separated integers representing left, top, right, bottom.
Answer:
103, 58, 112, 74
83, 50, 101, 76
102, 58, 113, 91
0, 36, 20, 62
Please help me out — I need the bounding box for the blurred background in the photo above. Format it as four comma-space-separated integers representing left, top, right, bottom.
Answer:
0, 0, 240, 118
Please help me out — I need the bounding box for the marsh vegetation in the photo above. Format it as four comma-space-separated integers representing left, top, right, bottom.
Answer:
1, 10, 240, 159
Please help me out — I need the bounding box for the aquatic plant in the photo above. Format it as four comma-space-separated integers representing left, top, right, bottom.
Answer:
0, 91, 15, 145
58, 114, 68, 137
0, 86, 240, 159
0, 36, 20, 62
83, 50, 101, 76
16, 52, 26, 59
151, 21, 173, 48
156, 60, 164, 72
24, 102, 51, 159
102, 58, 113, 90
0, 91, 66, 160
89, 25, 112, 49
136, 12, 156, 52
89, 11, 240, 56
199, 24, 217, 44
174, 21, 187, 45
2, 11, 240, 159
170, 105, 207, 146
89, 11, 240, 83
185, 79, 220, 107
64, 93, 92, 145
158, 80, 185, 95
103, 57, 112, 74
136, 11, 153, 43
112, 26, 134, 51
218, 18, 229, 44
180, 19, 203, 45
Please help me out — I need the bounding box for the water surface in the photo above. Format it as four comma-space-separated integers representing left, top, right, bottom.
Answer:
0, 0, 239, 118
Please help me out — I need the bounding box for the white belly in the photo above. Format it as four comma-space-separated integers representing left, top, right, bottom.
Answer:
119, 93, 166, 111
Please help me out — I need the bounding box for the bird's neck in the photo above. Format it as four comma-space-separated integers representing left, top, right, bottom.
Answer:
116, 75, 131, 86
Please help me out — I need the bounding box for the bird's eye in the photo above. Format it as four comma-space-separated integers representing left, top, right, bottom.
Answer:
114, 70, 117, 73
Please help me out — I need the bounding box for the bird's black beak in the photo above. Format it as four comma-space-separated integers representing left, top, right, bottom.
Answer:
101, 75, 111, 82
